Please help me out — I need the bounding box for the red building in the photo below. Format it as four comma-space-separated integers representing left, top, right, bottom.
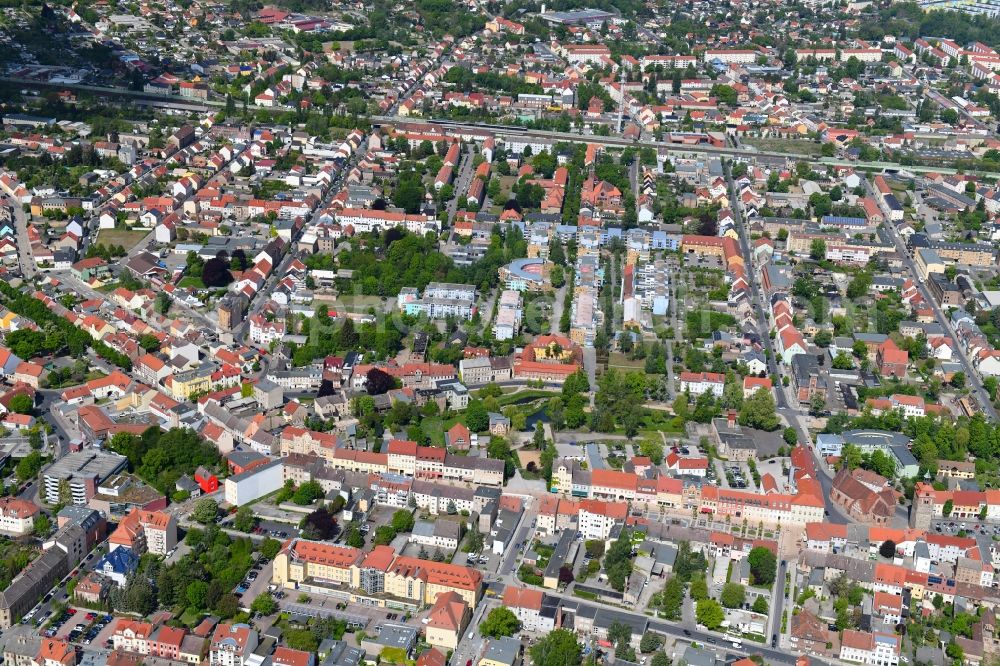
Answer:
194, 466, 219, 493
225, 450, 269, 476
876, 339, 908, 378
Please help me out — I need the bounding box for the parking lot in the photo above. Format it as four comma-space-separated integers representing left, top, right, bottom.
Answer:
38, 607, 113, 647
725, 464, 750, 489
931, 518, 1000, 537
237, 555, 274, 603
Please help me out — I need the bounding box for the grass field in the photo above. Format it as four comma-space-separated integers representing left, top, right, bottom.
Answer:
420, 415, 460, 446
96, 228, 149, 250
319, 295, 389, 312
607, 352, 646, 371
178, 276, 205, 289
743, 138, 822, 157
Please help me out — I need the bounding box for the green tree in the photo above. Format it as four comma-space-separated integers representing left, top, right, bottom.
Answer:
8, 394, 33, 414
292, 481, 325, 505
653, 576, 684, 619
251, 593, 277, 616
832, 351, 854, 370
33, 514, 52, 536
191, 498, 219, 524
738, 389, 780, 431
529, 629, 581, 666
867, 449, 897, 479
373, 525, 396, 545
186, 580, 209, 608
710, 84, 737, 106
689, 576, 708, 600
156, 292, 172, 315
464, 399, 489, 432
260, 538, 282, 560
841, 443, 864, 470
15, 451, 42, 481
393, 171, 426, 214
233, 506, 256, 533
639, 632, 664, 654
391, 509, 415, 533
809, 238, 827, 260
720, 582, 746, 608
846, 272, 873, 299
748, 546, 777, 586
550, 264, 565, 288
696, 599, 725, 630
480, 607, 521, 638
345, 527, 365, 548
608, 621, 631, 650
752, 596, 769, 614
651, 653, 672, 666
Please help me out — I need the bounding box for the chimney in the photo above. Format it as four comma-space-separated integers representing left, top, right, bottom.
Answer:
727, 410, 737, 428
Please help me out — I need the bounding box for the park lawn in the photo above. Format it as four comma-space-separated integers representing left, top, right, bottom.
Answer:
96, 228, 149, 251
324, 295, 386, 311
379, 647, 411, 665
178, 607, 202, 627
421, 415, 460, 447
607, 352, 646, 371
642, 410, 686, 433
178, 276, 206, 289
743, 137, 822, 156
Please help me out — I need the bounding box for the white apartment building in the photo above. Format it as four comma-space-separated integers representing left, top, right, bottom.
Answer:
679, 372, 725, 397
577, 500, 626, 540
839, 630, 899, 666
210, 624, 258, 666
502, 587, 554, 632
0, 497, 38, 535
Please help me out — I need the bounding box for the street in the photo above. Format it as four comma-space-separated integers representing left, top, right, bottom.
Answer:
8, 197, 36, 278
769, 559, 788, 648
872, 177, 998, 420
726, 163, 851, 525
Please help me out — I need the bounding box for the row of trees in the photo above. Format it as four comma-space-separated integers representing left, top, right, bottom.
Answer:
0, 281, 132, 369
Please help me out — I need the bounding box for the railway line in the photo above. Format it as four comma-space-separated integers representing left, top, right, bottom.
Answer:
4, 75, 999, 178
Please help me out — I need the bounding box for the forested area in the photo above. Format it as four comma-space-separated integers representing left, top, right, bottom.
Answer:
110, 524, 287, 624
334, 228, 527, 296
0, 282, 132, 370
106, 428, 222, 496
443, 67, 544, 96
862, 2, 1000, 47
